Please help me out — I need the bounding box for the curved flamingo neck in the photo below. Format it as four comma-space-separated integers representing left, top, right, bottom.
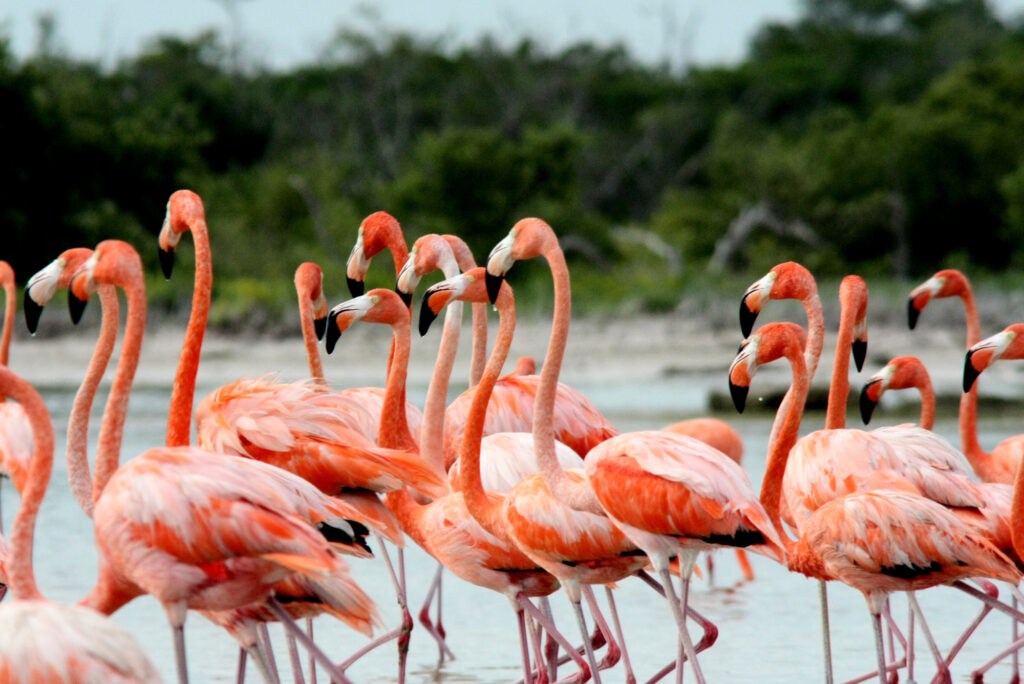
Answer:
1012, 454, 1024, 559
759, 346, 809, 547
918, 378, 936, 431
0, 276, 13, 369
66, 286, 119, 518
804, 292, 825, 380
420, 276, 464, 477
458, 289, 516, 540
533, 243, 601, 512
443, 234, 487, 386
297, 286, 325, 385
376, 317, 417, 452
93, 280, 146, 502
166, 215, 212, 447
1, 368, 56, 600
956, 284, 988, 471
824, 284, 864, 430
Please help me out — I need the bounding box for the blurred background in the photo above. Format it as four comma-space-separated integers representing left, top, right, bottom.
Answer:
5, 0, 1024, 328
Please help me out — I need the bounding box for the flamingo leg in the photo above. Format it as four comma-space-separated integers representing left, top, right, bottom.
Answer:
236, 648, 247, 684
172, 623, 190, 684
540, 596, 560, 680
594, 586, 633, 682
842, 608, 908, 684
248, 643, 281, 684
517, 606, 535, 684
905, 593, 950, 684
306, 618, 317, 684
871, 611, 888, 684
286, 629, 307, 684
257, 624, 279, 683
418, 562, 456, 664
734, 549, 754, 583
526, 611, 548, 684
953, 581, 1024, 622
657, 564, 706, 684
969, 634, 1024, 683
265, 597, 353, 684
517, 593, 591, 683
1014, 593, 1021, 684
904, 598, 914, 684
570, 597, 603, 684
819, 580, 835, 684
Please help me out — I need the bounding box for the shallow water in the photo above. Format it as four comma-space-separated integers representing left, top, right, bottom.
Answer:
9, 378, 1024, 684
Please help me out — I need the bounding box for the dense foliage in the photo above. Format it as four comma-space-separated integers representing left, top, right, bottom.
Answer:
4, 0, 1024, 323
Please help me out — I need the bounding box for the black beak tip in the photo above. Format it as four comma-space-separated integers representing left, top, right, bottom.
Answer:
23, 290, 43, 335
158, 246, 175, 280
485, 271, 504, 305
963, 352, 980, 393
739, 299, 758, 338
418, 300, 440, 337
313, 315, 327, 341
852, 339, 867, 373
346, 277, 364, 298
729, 381, 748, 414
68, 292, 88, 325
859, 384, 877, 425
325, 313, 341, 354
907, 299, 920, 331
396, 288, 413, 309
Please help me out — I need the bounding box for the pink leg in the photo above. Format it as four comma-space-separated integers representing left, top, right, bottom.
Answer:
517, 593, 591, 683
904, 592, 949, 684
265, 597, 353, 684
518, 607, 536, 684
418, 562, 456, 664
305, 618, 316, 684
657, 565, 706, 684
970, 635, 1024, 683
285, 629, 307, 684
235, 648, 247, 684
591, 586, 633, 683
842, 606, 909, 684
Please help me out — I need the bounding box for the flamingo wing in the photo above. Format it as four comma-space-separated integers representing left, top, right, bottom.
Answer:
448, 432, 584, 493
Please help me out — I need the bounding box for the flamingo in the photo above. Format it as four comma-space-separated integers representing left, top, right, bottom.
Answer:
345, 210, 410, 297
327, 285, 594, 683
0, 261, 32, 522
729, 321, 1022, 684
0, 365, 162, 683
907, 269, 1024, 484
294, 261, 424, 442
24, 247, 120, 517
157, 191, 435, 680
420, 269, 643, 683
859, 356, 936, 429
66, 240, 379, 684
485, 218, 782, 683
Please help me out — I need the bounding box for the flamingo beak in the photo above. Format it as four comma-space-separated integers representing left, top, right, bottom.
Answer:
23, 289, 43, 335
852, 340, 867, 373
418, 297, 441, 337
346, 276, 365, 297
68, 274, 89, 325
906, 297, 921, 330
729, 379, 749, 414
158, 246, 175, 280
325, 310, 343, 354
485, 271, 504, 306
739, 292, 759, 339
313, 315, 328, 341
396, 287, 413, 308
859, 379, 880, 424
963, 349, 984, 392
485, 231, 515, 305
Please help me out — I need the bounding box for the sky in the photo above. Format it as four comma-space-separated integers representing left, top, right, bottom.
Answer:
4, 1, 1024, 72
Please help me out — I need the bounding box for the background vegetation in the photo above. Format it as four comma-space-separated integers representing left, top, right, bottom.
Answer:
4, 0, 1024, 327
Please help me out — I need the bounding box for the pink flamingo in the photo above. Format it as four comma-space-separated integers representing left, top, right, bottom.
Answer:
327, 285, 594, 683
0, 364, 161, 682
294, 261, 424, 442
485, 218, 782, 683
68, 240, 377, 684
0, 261, 32, 519
420, 269, 642, 683
730, 321, 1022, 684
345, 210, 410, 297
907, 269, 1024, 484
24, 247, 120, 517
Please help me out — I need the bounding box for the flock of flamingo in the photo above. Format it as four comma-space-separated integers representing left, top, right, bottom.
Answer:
0, 188, 1023, 683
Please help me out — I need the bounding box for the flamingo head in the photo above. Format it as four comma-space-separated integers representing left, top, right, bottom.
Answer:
421, 267, 512, 336
859, 356, 929, 425
485, 218, 557, 304
69, 241, 143, 324
325, 288, 408, 354
728, 321, 807, 413
906, 269, 969, 330
158, 190, 204, 280
294, 262, 328, 341
964, 324, 1024, 391
397, 235, 461, 309
346, 211, 404, 297
739, 262, 816, 337
859, 363, 895, 425
841, 275, 869, 372
23, 248, 93, 334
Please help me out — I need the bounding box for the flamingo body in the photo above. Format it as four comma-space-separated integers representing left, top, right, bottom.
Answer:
443, 373, 617, 467
586, 431, 782, 558
0, 600, 161, 683
662, 417, 743, 464
447, 432, 584, 493
0, 403, 31, 493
